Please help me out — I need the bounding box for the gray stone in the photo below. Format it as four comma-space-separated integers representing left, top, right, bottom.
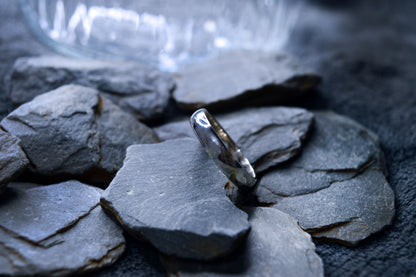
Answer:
173, 50, 321, 111
0, 128, 28, 189
155, 107, 314, 173
9, 56, 175, 121
255, 112, 395, 244
0, 181, 125, 276
101, 138, 250, 260
1, 85, 157, 181
162, 207, 324, 277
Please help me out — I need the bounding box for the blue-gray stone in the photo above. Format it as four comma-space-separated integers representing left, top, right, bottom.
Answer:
0, 128, 28, 189
163, 207, 324, 277
156, 107, 314, 173
9, 56, 175, 121
256, 112, 395, 245
0, 181, 125, 276
101, 138, 250, 260
1, 85, 157, 181
173, 50, 321, 111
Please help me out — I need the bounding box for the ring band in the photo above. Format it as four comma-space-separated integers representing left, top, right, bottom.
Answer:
190, 108, 257, 188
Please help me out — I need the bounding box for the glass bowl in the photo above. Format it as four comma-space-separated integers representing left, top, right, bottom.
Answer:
19, 0, 301, 71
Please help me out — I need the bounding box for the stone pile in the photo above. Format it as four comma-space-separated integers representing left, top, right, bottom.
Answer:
0, 50, 394, 276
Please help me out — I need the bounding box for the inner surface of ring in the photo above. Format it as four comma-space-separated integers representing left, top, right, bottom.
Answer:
194, 109, 256, 186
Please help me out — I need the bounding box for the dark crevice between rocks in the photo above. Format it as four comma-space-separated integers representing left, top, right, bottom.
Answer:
95, 96, 105, 167
14, 168, 113, 189
283, 75, 323, 91
159, 234, 251, 276
253, 143, 301, 173
141, 83, 179, 127
144, 228, 249, 261
147, 99, 187, 128
225, 182, 261, 208
176, 81, 321, 113
251, 114, 316, 177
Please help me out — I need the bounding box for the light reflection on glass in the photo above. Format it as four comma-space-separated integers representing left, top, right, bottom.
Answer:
20, 0, 302, 71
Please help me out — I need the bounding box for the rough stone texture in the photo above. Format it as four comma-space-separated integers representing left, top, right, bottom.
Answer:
9, 55, 175, 121
256, 112, 395, 245
0, 2, 51, 120
101, 138, 250, 260
0, 85, 157, 182
89, 235, 166, 277
1, 1, 415, 276
285, 1, 416, 275
0, 181, 125, 276
155, 107, 314, 173
173, 50, 321, 111
162, 207, 324, 277
0, 128, 29, 189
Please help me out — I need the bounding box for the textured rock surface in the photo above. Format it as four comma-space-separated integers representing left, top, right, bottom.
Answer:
0, 181, 125, 276
173, 50, 321, 111
0, 128, 28, 188
90, 235, 165, 277
1, 1, 415, 276
9, 56, 175, 121
256, 112, 395, 245
155, 107, 314, 173
1, 85, 157, 181
101, 138, 250, 260
162, 207, 324, 277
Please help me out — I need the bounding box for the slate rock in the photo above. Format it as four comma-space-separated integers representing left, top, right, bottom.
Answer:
0, 181, 125, 276
101, 138, 250, 260
162, 207, 324, 277
0, 85, 157, 182
89, 235, 166, 277
9, 56, 175, 121
0, 128, 28, 189
255, 112, 395, 244
173, 50, 321, 111
155, 107, 314, 173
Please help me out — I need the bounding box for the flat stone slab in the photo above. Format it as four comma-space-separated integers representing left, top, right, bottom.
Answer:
101, 138, 250, 260
155, 107, 314, 173
173, 50, 321, 111
162, 207, 324, 277
0, 181, 125, 276
9, 56, 175, 121
0, 128, 28, 189
255, 112, 395, 245
1, 85, 158, 182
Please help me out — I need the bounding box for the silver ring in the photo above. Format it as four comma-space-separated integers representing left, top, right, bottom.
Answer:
190, 108, 257, 188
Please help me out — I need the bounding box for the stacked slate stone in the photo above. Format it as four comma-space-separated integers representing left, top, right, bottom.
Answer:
0, 51, 394, 276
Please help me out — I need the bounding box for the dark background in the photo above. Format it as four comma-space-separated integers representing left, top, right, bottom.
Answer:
1, 1, 415, 276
